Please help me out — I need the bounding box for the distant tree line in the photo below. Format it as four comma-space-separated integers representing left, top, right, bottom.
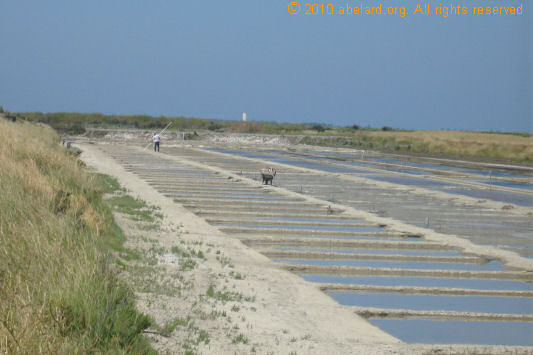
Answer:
11, 111, 405, 136
15, 112, 367, 134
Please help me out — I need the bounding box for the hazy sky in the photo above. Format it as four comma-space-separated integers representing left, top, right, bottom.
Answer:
0, 1, 531, 131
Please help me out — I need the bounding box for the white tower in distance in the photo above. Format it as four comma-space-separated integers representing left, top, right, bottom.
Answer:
242, 112, 247, 122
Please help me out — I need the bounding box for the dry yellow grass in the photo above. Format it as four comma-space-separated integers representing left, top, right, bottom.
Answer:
301, 129, 532, 163
363, 130, 533, 162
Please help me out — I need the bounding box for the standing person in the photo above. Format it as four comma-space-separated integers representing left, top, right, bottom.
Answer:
153, 132, 160, 152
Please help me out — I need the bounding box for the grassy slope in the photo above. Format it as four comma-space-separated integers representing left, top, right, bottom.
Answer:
0, 120, 154, 354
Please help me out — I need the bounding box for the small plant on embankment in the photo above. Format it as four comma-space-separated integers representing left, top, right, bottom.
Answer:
205, 285, 255, 303
0, 120, 154, 354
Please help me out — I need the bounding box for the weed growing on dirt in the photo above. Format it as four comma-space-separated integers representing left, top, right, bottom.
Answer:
180, 258, 198, 271
206, 285, 255, 303
160, 317, 191, 336
229, 271, 244, 280
232, 333, 249, 344
172, 245, 206, 260
127, 264, 182, 296
171, 245, 190, 257
216, 255, 234, 268
210, 310, 227, 319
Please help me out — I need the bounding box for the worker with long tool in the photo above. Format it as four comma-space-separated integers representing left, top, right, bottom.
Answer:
144, 122, 172, 151
153, 132, 160, 152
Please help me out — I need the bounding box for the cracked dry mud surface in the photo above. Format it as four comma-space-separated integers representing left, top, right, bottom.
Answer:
80, 143, 532, 355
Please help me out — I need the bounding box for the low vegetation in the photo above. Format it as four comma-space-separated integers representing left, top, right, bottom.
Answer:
8, 111, 532, 162
301, 130, 533, 163
0, 120, 154, 353
14, 112, 312, 135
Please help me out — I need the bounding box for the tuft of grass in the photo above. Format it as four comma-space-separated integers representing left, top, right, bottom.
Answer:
210, 310, 227, 319
195, 329, 210, 345
206, 285, 216, 298
232, 333, 249, 344
0, 120, 154, 354
216, 255, 234, 268
171, 246, 205, 259
179, 259, 198, 271
301, 333, 312, 340
160, 317, 190, 336
205, 285, 254, 303
229, 271, 244, 280
192, 250, 205, 259
171, 245, 191, 258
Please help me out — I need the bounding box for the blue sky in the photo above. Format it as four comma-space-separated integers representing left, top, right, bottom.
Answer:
0, 1, 531, 131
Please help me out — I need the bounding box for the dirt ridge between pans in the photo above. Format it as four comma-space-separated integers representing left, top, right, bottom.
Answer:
260, 250, 484, 263
282, 264, 533, 281
186, 146, 532, 216
318, 284, 533, 297
151, 146, 533, 270
353, 308, 533, 322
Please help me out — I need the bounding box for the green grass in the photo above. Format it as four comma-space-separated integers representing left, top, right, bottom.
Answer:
205, 285, 255, 303
108, 195, 161, 222
171, 245, 191, 257
159, 317, 190, 336
231, 333, 249, 344
229, 271, 244, 280
93, 172, 123, 193
216, 255, 234, 268
0, 120, 155, 354
195, 330, 210, 345
179, 259, 198, 271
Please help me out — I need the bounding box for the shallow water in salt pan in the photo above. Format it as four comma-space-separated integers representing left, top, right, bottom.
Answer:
330, 292, 533, 315
370, 319, 533, 346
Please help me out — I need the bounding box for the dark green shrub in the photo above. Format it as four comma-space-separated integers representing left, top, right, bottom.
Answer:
311, 124, 326, 132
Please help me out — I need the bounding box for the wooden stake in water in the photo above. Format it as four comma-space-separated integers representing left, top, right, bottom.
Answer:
144, 122, 172, 150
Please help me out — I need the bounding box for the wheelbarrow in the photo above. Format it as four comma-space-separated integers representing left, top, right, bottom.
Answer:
260, 168, 276, 185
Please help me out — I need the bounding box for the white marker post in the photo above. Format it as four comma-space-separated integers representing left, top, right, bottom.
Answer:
144, 122, 172, 150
